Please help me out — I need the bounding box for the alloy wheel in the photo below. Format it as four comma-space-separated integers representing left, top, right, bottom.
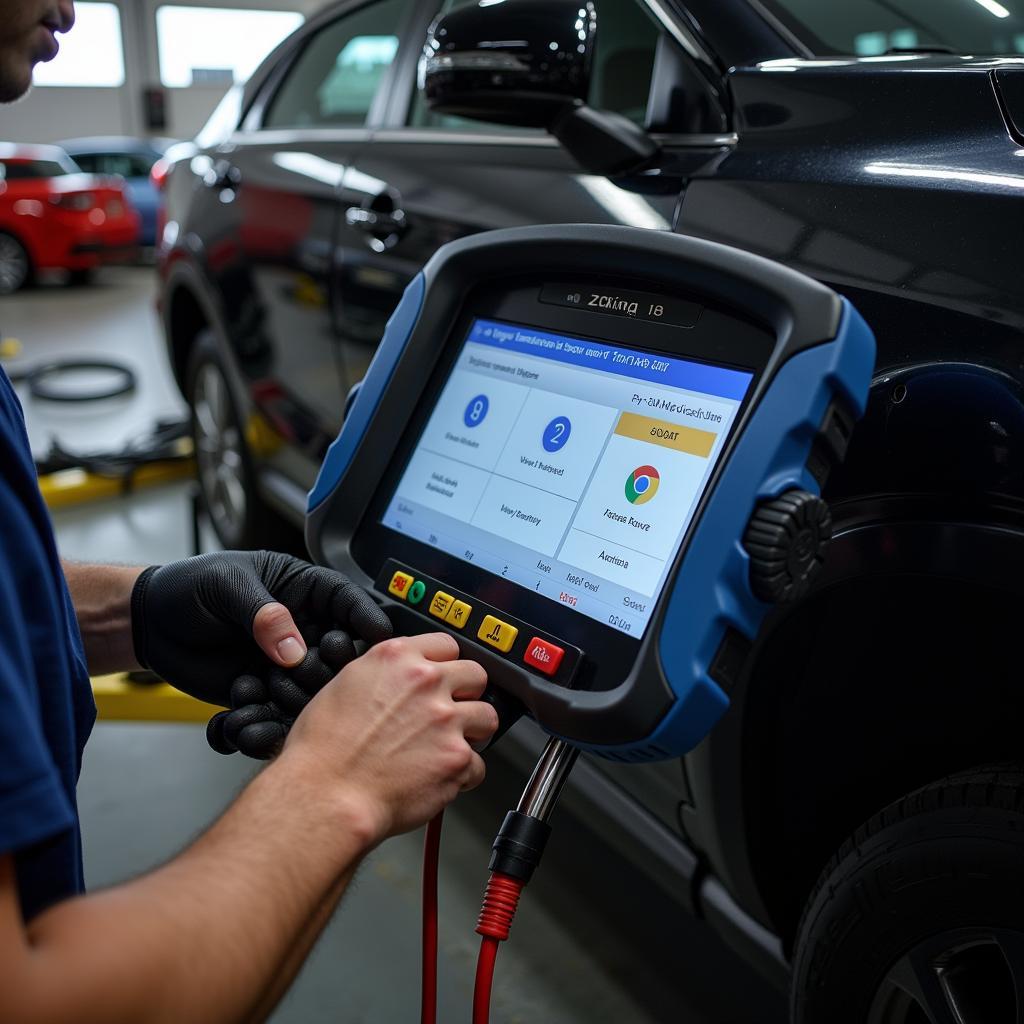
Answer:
0, 234, 29, 294
867, 927, 1024, 1024
193, 362, 248, 545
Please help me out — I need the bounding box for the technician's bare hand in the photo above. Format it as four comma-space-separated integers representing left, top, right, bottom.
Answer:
283, 632, 498, 842
130, 551, 392, 706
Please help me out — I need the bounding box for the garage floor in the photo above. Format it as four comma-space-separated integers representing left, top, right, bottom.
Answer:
2, 267, 786, 1023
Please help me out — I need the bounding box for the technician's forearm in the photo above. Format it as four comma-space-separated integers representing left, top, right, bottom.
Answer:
62, 561, 144, 675
7, 752, 373, 1024
244, 871, 354, 1023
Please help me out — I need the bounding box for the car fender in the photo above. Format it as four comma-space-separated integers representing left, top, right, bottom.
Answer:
161, 253, 254, 428
683, 362, 1024, 936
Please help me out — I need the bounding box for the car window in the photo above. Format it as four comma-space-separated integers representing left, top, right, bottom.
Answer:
408, 0, 659, 132
0, 160, 70, 179
71, 152, 155, 178
759, 0, 1024, 56
264, 0, 413, 129
590, 0, 660, 123
196, 85, 244, 147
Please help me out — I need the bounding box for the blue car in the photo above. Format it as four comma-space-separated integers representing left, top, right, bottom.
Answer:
59, 137, 174, 247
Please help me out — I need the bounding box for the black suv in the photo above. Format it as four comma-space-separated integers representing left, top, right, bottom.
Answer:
158, 2, 1024, 1020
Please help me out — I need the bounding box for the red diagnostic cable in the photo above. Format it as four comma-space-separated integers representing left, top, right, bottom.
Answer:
473, 871, 525, 1024
473, 937, 500, 1024
421, 811, 444, 1024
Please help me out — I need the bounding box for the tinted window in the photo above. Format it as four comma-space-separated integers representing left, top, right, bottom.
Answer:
71, 152, 156, 178
590, 0, 659, 123
409, 0, 659, 131
196, 85, 244, 147
265, 0, 412, 129
761, 0, 1024, 56
0, 160, 70, 179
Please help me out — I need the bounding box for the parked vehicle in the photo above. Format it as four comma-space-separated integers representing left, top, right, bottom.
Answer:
0, 143, 139, 294
59, 137, 174, 247
157, 2, 1024, 1020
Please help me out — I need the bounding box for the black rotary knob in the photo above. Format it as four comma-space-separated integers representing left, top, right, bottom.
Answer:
743, 490, 832, 604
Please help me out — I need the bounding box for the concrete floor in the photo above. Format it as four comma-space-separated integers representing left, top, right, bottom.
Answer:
1, 266, 787, 1023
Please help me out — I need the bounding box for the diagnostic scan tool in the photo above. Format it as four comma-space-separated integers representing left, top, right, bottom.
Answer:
307, 225, 874, 762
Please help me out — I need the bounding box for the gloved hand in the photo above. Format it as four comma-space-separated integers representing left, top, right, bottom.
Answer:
206, 628, 357, 760
131, 551, 392, 707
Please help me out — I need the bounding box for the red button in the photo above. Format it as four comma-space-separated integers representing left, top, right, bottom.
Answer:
523, 637, 564, 677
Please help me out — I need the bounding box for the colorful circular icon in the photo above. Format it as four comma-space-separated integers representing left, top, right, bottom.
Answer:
625, 465, 660, 505
463, 394, 489, 428
542, 415, 572, 452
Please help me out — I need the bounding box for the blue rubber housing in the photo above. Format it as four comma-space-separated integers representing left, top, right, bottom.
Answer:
306, 240, 876, 761
624, 300, 875, 758
308, 273, 425, 513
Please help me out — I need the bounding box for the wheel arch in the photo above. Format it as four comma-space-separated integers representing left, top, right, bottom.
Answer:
167, 284, 208, 390
685, 508, 1024, 949
0, 223, 31, 255
161, 261, 234, 396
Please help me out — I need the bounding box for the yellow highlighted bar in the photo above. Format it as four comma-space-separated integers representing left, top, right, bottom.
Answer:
614, 412, 716, 457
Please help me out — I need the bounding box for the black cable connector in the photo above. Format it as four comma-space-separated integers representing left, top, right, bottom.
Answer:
488, 810, 551, 884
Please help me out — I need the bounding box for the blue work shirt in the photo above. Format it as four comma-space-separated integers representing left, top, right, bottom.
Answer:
0, 367, 95, 922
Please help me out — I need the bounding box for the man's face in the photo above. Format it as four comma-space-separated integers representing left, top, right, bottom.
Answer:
0, 0, 75, 103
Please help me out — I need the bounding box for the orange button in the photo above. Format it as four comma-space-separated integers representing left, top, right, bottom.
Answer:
523, 637, 564, 676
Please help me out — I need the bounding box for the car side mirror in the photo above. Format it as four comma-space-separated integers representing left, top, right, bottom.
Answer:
422, 0, 659, 177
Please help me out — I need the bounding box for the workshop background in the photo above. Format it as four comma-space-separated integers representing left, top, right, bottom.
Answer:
0, 2, 783, 1021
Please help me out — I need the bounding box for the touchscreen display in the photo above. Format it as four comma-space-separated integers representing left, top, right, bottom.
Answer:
381, 318, 754, 637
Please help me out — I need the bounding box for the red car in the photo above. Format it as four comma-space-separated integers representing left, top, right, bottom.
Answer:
0, 143, 140, 294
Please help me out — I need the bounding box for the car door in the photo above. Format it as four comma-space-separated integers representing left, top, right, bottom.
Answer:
330, 0, 726, 390
333, 0, 734, 839
220, 0, 417, 496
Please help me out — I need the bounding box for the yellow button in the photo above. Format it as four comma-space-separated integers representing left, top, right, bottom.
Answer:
477, 615, 518, 653
429, 591, 455, 620
615, 411, 716, 457
388, 571, 415, 600
445, 600, 472, 630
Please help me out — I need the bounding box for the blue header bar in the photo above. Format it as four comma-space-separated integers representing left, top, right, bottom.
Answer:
466, 319, 752, 401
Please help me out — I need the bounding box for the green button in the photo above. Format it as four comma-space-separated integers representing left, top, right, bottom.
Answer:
408, 580, 427, 605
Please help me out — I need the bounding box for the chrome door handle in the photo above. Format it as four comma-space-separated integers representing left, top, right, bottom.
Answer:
202, 160, 241, 191
345, 193, 407, 252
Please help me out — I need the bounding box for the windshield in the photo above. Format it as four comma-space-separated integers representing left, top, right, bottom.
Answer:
759, 0, 1024, 56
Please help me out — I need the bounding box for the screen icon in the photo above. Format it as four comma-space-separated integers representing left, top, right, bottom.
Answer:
625, 465, 660, 505
463, 394, 489, 428
542, 415, 572, 453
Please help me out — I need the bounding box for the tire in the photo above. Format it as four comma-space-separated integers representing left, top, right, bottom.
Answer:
186, 329, 272, 550
792, 764, 1024, 1024
0, 232, 32, 294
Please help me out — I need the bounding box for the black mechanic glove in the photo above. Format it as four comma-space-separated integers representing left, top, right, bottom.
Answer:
131, 551, 392, 707
206, 628, 357, 760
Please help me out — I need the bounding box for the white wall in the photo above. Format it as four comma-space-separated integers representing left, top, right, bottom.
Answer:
0, 88, 129, 144
0, 0, 322, 145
